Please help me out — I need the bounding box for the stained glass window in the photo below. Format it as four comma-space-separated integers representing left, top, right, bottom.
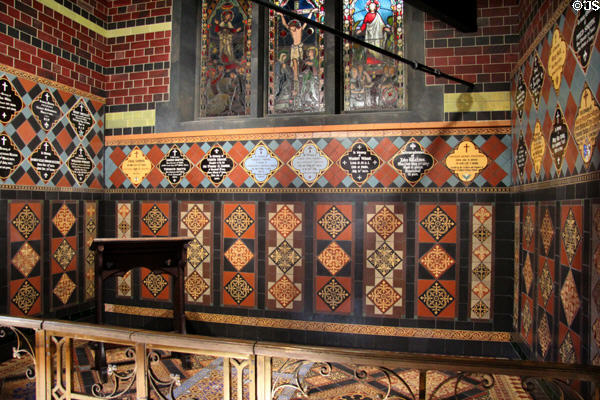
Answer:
199, 0, 253, 117
343, 0, 404, 111
268, 0, 325, 114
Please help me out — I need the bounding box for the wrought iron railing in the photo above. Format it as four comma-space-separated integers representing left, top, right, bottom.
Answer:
0, 315, 598, 399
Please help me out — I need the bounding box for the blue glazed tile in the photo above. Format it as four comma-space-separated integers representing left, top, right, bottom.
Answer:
472, 135, 486, 148
446, 135, 460, 148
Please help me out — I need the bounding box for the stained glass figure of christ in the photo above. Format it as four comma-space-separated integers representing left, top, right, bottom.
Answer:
268, 0, 325, 114
343, 0, 405, 111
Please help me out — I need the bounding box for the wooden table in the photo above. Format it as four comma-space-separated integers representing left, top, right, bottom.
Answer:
91, 237, 192, 374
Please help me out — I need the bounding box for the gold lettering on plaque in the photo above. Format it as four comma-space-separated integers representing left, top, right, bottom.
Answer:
530, 121, 545, 177
574, 85, 600, 167
120, 146, 153, 187
548, 27, 566, 93
445, 140, 489, 184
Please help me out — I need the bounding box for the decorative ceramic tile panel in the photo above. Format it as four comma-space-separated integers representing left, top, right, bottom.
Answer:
536, 203, 555, 361
511, 6, 600, 185
591, 203, 600, 365
104, 132, 512, 190
8, 201, 43, 316
416, 204, 458, 319
266, 203, 304, 311
520, 203, 536, 349
315, 204, 353, 314
50, 201, 78, 310
179, 202, 212, 305
222, 203, 257, 308
83, 201, 97, 301
470, 204, 493, 320
115, 202, 133, 299
0, 68, 104, 189
513, 204, 520, 331
557, 203, 583, 363
140, 202, 171, 301
364, 203, 405, 317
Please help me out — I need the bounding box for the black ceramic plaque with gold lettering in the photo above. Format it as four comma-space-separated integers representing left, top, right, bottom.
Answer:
29, 139, 62, 182
68, 99, 95, 138
339, 140, 380, 185
391, 138, 435, 186
0, 76, 23, 124
200, 144, 235, 186
516, 135, 527, 180
549, 107, 569, 172
529, 52, 544, 108
67, 145, 94, 184
159, 145, 191, 186
572, 9, 599, 70
31, 89, 62, 132
516, 73, 526, 119
0, 133, 23, 179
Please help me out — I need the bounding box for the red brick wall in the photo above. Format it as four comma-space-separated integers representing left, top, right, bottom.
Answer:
0, 0, 108, 96
518, 0, 562, 56
104, 0, 172, 108
424, 0, 519, 88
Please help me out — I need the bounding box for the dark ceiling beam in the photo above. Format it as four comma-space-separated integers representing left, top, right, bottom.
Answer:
405, 0, 478, 32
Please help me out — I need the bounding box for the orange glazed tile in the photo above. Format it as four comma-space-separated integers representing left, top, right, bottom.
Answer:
373, 163, 397, 187
273, 164, 295, 187
228, 142, 249, 163
17, 120, 38, 145
427, 162, 452, 188
322, 164, 345, 187
373, 137, 398, 161
56, 175, 72, 188
480, 161, 507, 187
274, 140, 296, 162
427, 136, 452, 161
228, 165, 249, 187
145, 167, 164, 188
480, 135, 506, 160
185, 143, 205, 164
109, 147, 127, 166
323, 139, 346, 162
89, 134, 103, 155
146, 145, 165, 165
185, 166, 204, 187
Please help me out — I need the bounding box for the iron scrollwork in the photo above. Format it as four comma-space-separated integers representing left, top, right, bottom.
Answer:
429, 371, 494, 400
271, 360, 332, 398
91, 347, 137, 399
147, 350, 181, 400
521, 376, 585, 400
0, 326, 36, 380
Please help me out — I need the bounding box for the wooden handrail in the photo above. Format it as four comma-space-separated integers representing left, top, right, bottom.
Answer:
1, 315, 599, 399
2, 315, 599, 381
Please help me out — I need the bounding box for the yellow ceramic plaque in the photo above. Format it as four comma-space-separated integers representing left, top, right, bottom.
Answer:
574, 85, 600, 167
548, 27, 566, 93
530, 121, 545, 177
445, 140, 488, 184
121, 146, 153, 187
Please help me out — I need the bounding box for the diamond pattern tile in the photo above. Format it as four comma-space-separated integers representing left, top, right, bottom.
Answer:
420, 244, 455, 279
269, 240, 301, 274
318, 241, 350, 276
52, 204, 76, 236
560, 270, 580, 327
224, 239, 254, 271
12, 205, 40, 240
270, 205, 301, 238
269, 275, 301, 308
224, 273, 254, 305
11, 242, 39, 277
11, 280, 40, 315
53, 273, 76, 305
143, 272, 169, 298
367, 280, 401, 314
419, 281, 454, 316
317, 278, 350, 311
367, 242, 402, 277
225, 205, 255, 237
142, 204, 168, 235
540, 208, 554, 256
420, 206, 455, 242
367, 206, 402, 240
318, 206, 351, 239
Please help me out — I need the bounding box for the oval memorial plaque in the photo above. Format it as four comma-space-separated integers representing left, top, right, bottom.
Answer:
0, 76, 23, 124
391, 138, 435, 186
159, 145, 191, 186
31, 89, 62, 132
